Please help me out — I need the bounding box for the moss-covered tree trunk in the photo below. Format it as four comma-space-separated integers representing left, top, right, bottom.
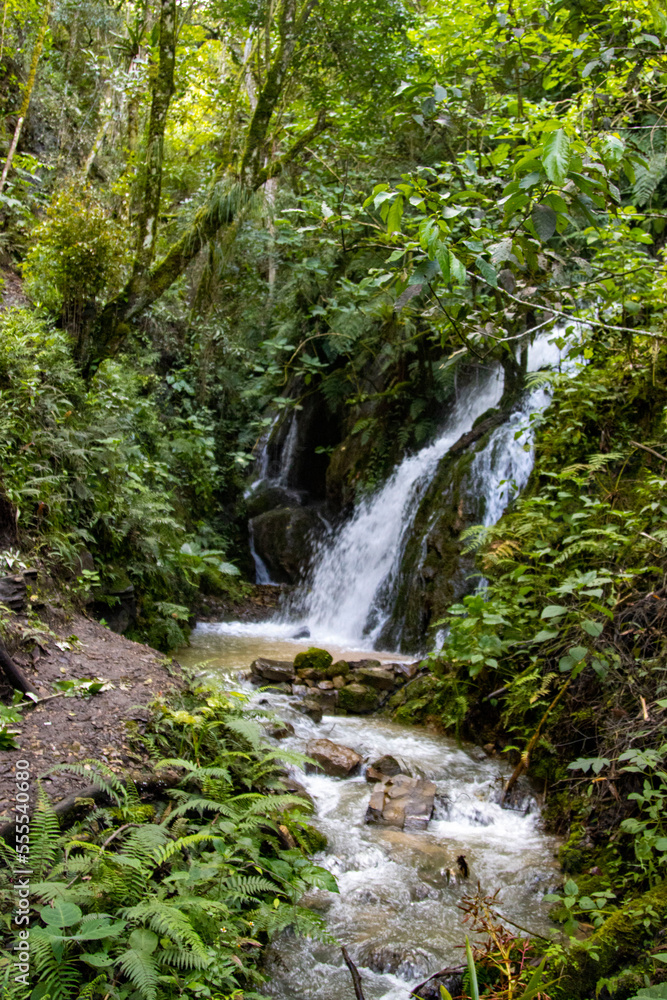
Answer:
0, 1, 51, 194
133, 0, 176, 275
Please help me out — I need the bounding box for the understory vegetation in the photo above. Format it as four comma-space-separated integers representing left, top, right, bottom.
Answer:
0, 688, 335, 1000
1, 0, 667, 996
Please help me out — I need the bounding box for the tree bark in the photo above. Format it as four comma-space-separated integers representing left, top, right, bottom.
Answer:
0, 640, 38, 698
0, 0, 51, 194
133, 0, 177, 275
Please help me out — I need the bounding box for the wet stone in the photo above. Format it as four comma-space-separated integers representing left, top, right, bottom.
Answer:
332, 674, 346, 690
356, 666, 396, 691
265, 720, 295, 740
337, 682, 379, 714
250, 657, 295, 684
292, 699, 323, 723
306, 738, 362, 778
370, 754, 403, 777
365, 774, 436, 830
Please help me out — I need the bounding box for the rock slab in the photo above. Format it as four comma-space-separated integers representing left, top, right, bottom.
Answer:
306, 738, 362, 777
365, 774, 436, 830
250, 657, 296, 684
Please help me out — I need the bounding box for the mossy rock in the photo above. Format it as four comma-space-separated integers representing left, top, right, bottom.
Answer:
337, 682, 379, 714
294, 647, 333, 678
328, 659, 350, 679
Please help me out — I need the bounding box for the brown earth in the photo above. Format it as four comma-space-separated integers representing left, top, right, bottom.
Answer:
0, 608, 184, 822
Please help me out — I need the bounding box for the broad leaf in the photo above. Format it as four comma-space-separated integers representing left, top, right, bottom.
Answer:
542, 129, 570, 185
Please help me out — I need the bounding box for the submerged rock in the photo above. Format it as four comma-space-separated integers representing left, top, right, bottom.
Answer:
306, 738, 362, 777
359, 943, 431, 979
250, 657, 295, 684
365, 774, 436, 830
264, 720, 295, 740
293, 699, 323, 723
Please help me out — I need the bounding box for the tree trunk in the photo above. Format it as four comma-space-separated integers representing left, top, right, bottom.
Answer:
0, 640, 38, 698
0, 0, 51, 194
133, 0, 176, 275
83, 0, 323, 377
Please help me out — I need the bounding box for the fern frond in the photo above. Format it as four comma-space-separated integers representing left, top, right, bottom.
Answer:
117, 946, 159, 1000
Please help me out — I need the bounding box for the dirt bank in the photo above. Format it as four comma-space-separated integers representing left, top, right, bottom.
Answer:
0, 610, 183, 821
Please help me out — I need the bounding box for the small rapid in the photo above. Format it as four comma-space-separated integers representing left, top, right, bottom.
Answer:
178, 630, 561, 1000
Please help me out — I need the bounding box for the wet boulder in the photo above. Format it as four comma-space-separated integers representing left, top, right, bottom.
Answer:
369, 754, 402, 777
330, 659, 350, 677
306, 738, 362, 778
359, 943, 431, 979
337, 682, 380, 714
245, 482, 302, 520
412, 973, 464, 1000
293, 699, 323, 723
264, 720, 295, 740
250, 657, 296, 684
365, 774, 436, 830
250, 506, 323, 583
356, 665, 396, 691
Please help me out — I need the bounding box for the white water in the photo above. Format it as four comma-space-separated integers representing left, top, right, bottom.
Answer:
284, 334, 566, 648
178, 631, 561, 1000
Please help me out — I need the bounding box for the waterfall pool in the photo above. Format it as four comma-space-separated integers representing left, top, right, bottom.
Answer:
178, 624, 562, 1000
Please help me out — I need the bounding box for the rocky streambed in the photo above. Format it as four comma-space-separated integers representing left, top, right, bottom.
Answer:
179, 624, 562, 1000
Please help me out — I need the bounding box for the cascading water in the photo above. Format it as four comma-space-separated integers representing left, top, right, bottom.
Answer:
286, 333, 565, 648
177, 632, 562, 1000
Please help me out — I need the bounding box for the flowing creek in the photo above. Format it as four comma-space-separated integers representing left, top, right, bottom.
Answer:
178, 625, 562, 1000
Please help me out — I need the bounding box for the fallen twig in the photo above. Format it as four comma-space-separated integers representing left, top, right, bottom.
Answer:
342, 946, 366, 1000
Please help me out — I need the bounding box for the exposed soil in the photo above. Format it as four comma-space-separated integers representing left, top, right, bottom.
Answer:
0, 608, 183, 822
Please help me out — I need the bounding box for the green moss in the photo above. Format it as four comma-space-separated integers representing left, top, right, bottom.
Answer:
294, 648, 333, 677
556, 880, 667, 1000
337, 682, 379, 714
328, 659, 350, 678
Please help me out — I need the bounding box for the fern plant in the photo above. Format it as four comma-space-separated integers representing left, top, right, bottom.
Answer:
0, 691, 337, 999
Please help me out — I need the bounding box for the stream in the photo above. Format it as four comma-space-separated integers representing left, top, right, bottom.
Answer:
178, 625, 561, 1000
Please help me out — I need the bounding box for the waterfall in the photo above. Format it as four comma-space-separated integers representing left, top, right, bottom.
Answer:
286, 333, 566, 648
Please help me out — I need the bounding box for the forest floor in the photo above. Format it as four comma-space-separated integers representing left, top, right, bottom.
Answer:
0, 610, 183, 822
0, 583, 284, 822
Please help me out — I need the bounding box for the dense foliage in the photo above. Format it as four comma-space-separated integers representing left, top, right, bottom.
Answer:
2, 0, 667, 996
0, 689, 335, 1000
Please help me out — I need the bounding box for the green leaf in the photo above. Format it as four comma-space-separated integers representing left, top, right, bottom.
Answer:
517, 957, 547, 1000
542, 129, 570, 185
40, 901, 82, 927
80, 951, 115, 968
440, 987, 453, 1000
476, 256, 498, 287
465, 937, 480, 1000
564, 879, 579, 896
568, 645, 588, 662
531, 203, 557, 241
582, 620, 604, 637
129, 928, 159, 954
541, 605, 567, 618
533, 629, 560, 642
386, 195, 404, 234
